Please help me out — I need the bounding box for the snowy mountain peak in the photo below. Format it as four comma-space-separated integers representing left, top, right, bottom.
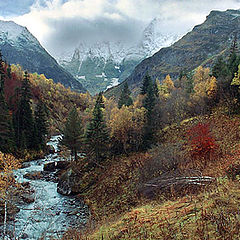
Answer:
0, 19, 86, 92
140, 17, 182, 56
60, 17, 183, 94
65, 17, 181, 66
0, 20, 25, 40
0, 20, 40, 48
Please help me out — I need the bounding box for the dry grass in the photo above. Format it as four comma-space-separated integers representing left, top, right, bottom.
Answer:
72, 178, 240, 240
61, 113, 240, 239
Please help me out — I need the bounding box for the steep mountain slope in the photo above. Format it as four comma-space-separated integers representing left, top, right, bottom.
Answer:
0, 20, 86, 92
106, 9, 240, 97
60, 18, 180, 95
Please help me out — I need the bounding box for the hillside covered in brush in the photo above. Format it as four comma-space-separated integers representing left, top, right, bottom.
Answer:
59, 25, 240, 239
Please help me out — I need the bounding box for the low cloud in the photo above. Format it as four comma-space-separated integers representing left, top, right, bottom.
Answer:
3, 0, 240, 57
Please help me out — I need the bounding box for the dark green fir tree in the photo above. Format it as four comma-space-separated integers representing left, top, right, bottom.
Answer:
60, 106, 84, 161
34, 100, 48, 150
0, 52, 15, 153
212, 56, 229, 79
142, 75, 156, 149
118, 83, 133, 109
13, 71, 35, 149
228, 34, 239, 78
85, 92, 109, 164
141, 73, 151, 95
0, 82, 15, 153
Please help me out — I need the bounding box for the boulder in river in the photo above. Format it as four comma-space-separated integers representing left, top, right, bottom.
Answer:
21, 193, 35, 204
20, 162, 31, 169
57, 168, 82, 195
44, 162, 57, 172
21, 233, 29, 239
56, 160, 70, 170
24, 171, 42, 180
47, 145, 55, 154
44, 161, 70, 172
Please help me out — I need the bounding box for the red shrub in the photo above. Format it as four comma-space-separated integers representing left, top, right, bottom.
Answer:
186, 122, 217, 161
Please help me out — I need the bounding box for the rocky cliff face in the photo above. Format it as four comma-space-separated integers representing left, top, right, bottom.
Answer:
0, 20, 86, 92
106, 9, 240, 97
60, 18, 181, 95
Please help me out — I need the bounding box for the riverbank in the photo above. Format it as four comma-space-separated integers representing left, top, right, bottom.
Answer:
0, 136, 89, 240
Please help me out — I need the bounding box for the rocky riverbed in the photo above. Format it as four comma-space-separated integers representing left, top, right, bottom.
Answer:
0, 136, 89, 240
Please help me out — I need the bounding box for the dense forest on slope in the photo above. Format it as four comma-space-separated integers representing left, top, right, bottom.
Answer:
0, 55, 90, 161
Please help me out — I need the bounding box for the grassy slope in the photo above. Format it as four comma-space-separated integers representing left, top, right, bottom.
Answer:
61, 111, 240, 239
86, 179, 240, 240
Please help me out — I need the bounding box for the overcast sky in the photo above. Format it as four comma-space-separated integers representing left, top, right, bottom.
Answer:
1, 0, 240, 58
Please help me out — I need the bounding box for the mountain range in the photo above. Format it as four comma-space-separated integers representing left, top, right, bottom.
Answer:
59, 18, 181, 95
1, 9, 239, 97
0, 20, 86, 92
106, 9, 240, 98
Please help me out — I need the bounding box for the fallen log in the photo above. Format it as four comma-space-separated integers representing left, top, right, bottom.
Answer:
138, 170, 215, 199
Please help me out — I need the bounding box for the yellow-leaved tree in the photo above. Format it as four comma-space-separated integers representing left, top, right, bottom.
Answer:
109, 106, 145, 153
158, 74, 175, 98
0, 152, 20, 238
192, 66, 217, 102
231, 64, 240, 86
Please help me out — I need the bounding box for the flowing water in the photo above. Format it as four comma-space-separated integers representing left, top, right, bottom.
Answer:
5, 136, 89, 240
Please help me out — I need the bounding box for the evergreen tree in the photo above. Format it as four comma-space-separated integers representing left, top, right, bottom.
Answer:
0, 91, 15, 153
60, 107, 83, 161
230, 33, 238, 54
228, 52, 239, 79
85, 92, 109, 164
13, 71, 35, 149
118, 83, 133, 109
142, 75, 156, 149
212, 56, 229, 79
226, 36, 240, 110
228, 35, 239, 78
34, 100, 48, 150
141, 74, 151, 95
153, 79, 159, 97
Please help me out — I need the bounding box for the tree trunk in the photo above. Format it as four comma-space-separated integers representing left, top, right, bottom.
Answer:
3, 198, 7, 239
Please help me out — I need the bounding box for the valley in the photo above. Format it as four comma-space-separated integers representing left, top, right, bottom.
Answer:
1, 4, 240, 240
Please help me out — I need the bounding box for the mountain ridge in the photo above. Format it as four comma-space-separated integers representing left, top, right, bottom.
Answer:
60, 18, 181, 95
106, 9, 240, 97
0, 20, 86, 92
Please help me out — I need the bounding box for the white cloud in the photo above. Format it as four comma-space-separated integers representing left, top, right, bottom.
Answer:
2, 0, 239, 57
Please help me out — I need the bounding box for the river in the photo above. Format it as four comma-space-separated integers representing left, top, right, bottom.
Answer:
5, 136, 89, 240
